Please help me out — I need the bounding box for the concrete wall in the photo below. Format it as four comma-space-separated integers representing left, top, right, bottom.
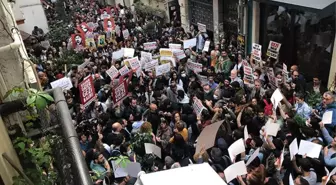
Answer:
0, 0, 26, 184
16, 0, 49, 34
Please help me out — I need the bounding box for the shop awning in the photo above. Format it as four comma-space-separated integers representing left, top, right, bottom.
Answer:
254, 0, 336, 19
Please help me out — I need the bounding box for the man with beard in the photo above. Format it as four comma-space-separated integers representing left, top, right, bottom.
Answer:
248, 108, 267, 137
90, 152, 111, 181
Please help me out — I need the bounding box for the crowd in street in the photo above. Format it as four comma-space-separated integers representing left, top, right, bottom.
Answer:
26, 0, 336, 185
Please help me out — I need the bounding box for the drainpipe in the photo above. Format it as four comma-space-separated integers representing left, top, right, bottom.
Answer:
0, 28, 21, 52
51, 87, 92, 185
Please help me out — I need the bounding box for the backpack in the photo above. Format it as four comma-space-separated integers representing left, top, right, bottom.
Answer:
263, 99, 273, 116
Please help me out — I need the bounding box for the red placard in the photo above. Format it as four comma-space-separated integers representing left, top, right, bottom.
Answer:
79, 76, 96, 106
77, 22, 92, 35
71, 33, 85, 49
112, 80, 128, 104
103, 18, 115, 32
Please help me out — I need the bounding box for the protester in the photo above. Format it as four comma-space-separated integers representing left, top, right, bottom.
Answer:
28, 0, 336, 184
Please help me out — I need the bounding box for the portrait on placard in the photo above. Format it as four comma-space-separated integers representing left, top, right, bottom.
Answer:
71, 33, 85, 50
85, 37, 96, 50
97, 35, 106, 47
103, 18, 115, 32
100, 7, 111, 19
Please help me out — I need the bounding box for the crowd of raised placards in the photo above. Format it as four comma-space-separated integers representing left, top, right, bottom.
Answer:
28, 0, 336, 184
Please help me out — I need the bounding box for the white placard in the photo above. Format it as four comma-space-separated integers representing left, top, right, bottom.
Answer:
228, 138, 245, 162
112, 49, 124, 60
326, 167, 336, 183
192, 98, 206, 116
122, 29, 130, 39
126, 162, 141, 178
252, 43, 262, 61
246, 148, 260, 166
128, 57, 140, 70
244, 126, 249, 142
169, 43, 182, 50
50, 77, 73, 90
145, 59, 159, 71
289, 138, 299, 160
187, 61, 202, 73
119, 65, 130, 76
144, 143, 161, 158
123, 48, 135, 58
224, 161, 247, 183
203, 41, 210, 52
289, 174, 294, 185
143, 42, 157, 51
322, 111, 333, 124
267, 41, 282, 59
155, 63, 170, 76
298, 140, 322, 158
172, 49, 186, 60
197, 23, 207, 32
183, 38, 197, 49
271, 88, 283, 110
106, 66, 119, 79
265, 121, 280, 137
111, 160, 128, 178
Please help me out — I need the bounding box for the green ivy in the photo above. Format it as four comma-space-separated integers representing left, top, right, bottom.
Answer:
13, 135, 58, 185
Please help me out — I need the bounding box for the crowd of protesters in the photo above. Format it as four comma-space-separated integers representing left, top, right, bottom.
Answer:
25, 0, 336, 185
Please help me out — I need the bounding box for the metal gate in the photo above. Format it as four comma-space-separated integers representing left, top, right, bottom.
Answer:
189, 0, 214, 31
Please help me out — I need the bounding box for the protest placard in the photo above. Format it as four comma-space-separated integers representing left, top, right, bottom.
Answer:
243, 65, 254, 84
169, 43, 182, 50
112, 49, 124, 60
85, 37, 96, 50
195, 121, 223, 153
187, 61, 202, 73
97, 35, 106, 47
193, 98, 206, 115
172, 49, 186, 60
143, 42, 157, 50
103, 18, 115, 32
202, 41, 210, 52
155, 63, 170, 76
252, 43, 262, 61
119, 65, 130, 76
145, 59, 158, 71
159, 48, 173, 57
106, 65, 119, 79
112, 80, 128, 104
122, 29, 130, 39
197, 23, 207, 32
123, 48, 135, 58
50, 77, 73, 90
196, 73, 208, 85
183, 38, 197, 49
78, 76, 96, 106
267, 41, 282, 59
128, 57, 140, 70
237, 34, 245, 52
282, 63, 289, 82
